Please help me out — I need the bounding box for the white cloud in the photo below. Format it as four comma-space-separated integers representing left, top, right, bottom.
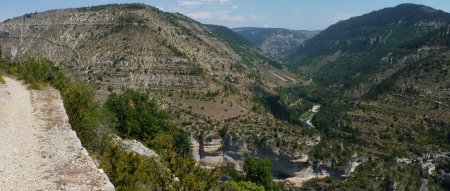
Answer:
177, 0, 232, 7
263, 24, 270, 28
178, 0, 205, 7
186, 11, 213, 19
185, 9, 248, 22
218, 11, 245, 22
219, 0, 230, 5
174, 0, 250, 23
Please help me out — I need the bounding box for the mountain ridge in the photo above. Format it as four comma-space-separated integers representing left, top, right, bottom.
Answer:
233, 27, 320, 59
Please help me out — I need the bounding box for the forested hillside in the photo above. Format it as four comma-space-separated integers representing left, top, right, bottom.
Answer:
275, 3, 450, 190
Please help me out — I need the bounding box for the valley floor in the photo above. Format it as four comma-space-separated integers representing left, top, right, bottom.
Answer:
0, 77, 113, 191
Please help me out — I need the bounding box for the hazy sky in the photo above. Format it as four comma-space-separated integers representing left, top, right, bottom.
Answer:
1, 0, 450, 30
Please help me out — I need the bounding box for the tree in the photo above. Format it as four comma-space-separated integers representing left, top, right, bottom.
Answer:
447, 132, 450, 144
105, 89, 174, 140
172, 130, 191, 156
243, 157, 275, 190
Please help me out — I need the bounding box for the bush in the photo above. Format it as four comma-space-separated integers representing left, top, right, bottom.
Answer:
62, 82, 101, 150
18, 57, 60, 84
243, 157, 276, 190
172, 130, 191, 156
28, 82, 43, 90
105, 89, 174, 140
0, 74, 5, 84
1, 57, 68, 90
100, 143, 174, 191
224, 181, 265, 191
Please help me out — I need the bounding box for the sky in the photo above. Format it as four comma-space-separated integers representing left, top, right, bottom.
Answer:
1, 0, 450, 30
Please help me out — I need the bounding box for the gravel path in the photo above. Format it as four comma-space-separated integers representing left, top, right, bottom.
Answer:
0, 77, 114, 191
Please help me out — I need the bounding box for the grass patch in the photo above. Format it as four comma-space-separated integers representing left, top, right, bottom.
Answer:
28, 82, 47, 90
300, 111, 315, 120
0, 74, 5, 84
28, 83, 41, 90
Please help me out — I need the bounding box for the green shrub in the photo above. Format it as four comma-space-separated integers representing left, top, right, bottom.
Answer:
0, 74, 5, 84
103, 88, 226, 190
18, 57, 60, 84
28, 82, 43, 90
224, 181, 265, 191
105, 89, 174, 140
172, 129, 191, 156
51, 69, 69, 91
62, 82, 101, 150
243, 157, 276, 190
100, 143, 173, 191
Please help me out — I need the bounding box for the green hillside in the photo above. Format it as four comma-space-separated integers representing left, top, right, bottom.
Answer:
286, 4, 450, 91
276, 3, 450, 189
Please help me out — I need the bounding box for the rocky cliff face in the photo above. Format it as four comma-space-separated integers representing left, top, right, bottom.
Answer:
184, 113, 361, 188
233, 27, 319, 59
0, 4, 295, 121
0, 5, 233, 93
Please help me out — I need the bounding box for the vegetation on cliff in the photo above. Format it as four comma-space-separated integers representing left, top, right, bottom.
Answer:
0, 54, 288, 190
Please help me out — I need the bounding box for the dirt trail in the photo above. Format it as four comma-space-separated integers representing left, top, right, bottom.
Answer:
0, 77, 114, 191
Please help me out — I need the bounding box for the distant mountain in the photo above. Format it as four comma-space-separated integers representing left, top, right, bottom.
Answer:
207, 25, 253, 47
208, 25, 282, 68
233, 27, 319, 59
